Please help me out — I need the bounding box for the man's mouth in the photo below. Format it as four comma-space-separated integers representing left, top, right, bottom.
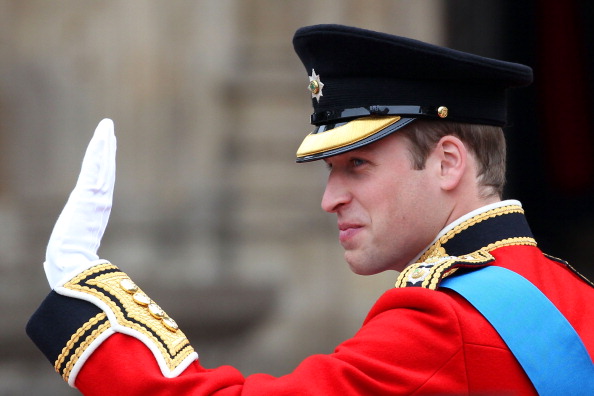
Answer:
338, 223, 363, 244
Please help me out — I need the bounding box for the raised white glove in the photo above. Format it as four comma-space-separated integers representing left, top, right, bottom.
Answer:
44, 118, 117, 289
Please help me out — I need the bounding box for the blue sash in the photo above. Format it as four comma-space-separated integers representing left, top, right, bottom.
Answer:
440, 265, 594, 396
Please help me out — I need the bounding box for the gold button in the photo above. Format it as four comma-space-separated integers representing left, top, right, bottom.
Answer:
120, 278, 139, 294
133, 292, 151, 306
162, 317, 179, 332
437, 106, 448, 118
148, 303, 165, 319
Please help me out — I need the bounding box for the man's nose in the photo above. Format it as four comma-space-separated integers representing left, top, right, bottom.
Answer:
321, 173, 351, 213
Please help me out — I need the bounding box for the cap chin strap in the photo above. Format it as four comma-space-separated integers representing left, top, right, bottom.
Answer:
310, 105, 443, 124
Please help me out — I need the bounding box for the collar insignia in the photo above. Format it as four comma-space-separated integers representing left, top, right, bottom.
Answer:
308, 69, 324, 102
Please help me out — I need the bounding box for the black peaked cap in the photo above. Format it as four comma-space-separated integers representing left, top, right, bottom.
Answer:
293, 24, 533, 127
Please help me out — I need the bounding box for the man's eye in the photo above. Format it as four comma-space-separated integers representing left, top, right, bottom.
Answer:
351, 158, 366, 167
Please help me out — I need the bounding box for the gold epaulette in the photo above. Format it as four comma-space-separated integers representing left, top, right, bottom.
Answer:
56, 262, 196, 383
395, 248, 495, 290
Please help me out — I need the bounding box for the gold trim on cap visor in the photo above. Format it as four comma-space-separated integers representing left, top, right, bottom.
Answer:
296, 116, 401, 158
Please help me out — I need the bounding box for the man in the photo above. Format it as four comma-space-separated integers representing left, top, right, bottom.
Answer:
27, 24, 594, 395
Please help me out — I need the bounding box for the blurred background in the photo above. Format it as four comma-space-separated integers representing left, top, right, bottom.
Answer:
1, 0, 593, 394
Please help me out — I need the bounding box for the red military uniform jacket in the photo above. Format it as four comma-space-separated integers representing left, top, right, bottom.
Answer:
27, 202, 594, 395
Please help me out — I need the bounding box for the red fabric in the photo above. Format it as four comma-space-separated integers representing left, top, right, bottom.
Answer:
76, 245, 594, 395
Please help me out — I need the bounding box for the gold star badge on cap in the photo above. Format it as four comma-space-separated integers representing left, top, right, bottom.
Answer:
308, 69, 324, 102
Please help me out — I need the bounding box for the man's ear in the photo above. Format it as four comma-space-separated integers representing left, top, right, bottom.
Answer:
433, 135, 467, 191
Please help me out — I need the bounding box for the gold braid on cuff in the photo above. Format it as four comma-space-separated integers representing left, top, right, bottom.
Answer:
57, 262, 195, 381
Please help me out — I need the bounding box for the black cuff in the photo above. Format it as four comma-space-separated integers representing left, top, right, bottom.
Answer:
26, 291, 104, 367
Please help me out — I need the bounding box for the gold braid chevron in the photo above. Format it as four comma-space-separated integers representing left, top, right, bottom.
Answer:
54, 312, 110, 382
396, 205, 537, 290
62, 262, 195, 374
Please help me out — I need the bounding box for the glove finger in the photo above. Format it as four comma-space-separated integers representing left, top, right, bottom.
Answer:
45, 119, 117, 288
77, 118, 117, 253
76, 118, 117, 195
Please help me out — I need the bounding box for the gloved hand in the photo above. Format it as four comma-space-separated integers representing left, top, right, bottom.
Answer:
44, 118, 117, 289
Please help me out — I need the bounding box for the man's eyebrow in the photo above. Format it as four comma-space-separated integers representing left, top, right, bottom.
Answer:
323, 144, 377, 165
350, 145, 376, 155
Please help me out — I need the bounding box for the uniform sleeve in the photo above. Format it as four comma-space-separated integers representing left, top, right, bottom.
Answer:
27, 263, 472, 395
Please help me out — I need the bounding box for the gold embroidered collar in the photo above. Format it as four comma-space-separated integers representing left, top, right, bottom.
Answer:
395, 203, 537, 290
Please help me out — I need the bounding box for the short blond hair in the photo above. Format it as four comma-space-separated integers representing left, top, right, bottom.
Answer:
398, 119, 506, 198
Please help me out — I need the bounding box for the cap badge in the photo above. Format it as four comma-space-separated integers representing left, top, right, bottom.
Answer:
437, 106, 449, 118
308, 69, 324, 102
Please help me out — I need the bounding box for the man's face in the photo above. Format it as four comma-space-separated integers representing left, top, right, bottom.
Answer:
321, 132, 448, 274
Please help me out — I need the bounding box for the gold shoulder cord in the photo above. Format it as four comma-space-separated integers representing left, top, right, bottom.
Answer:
56, 262, 195, 382
395, 249, 496, 290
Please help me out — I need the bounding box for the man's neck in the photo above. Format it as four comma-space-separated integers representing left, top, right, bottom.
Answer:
407, 199, 521, 266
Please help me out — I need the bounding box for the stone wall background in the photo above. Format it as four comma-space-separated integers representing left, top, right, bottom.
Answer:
0, 1, 447, 394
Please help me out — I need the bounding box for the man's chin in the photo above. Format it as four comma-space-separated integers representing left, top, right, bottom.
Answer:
345, 251, 406, 275
345, 254, 381, 276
